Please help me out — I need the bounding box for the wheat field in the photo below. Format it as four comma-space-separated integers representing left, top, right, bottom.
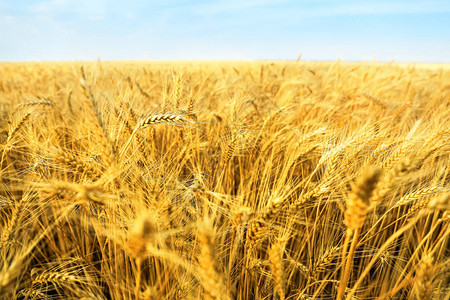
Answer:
0, 60, 449, 299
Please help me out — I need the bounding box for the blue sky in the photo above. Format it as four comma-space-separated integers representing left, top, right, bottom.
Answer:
1, 0, 449, 62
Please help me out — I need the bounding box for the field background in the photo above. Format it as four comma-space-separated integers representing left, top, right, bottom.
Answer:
0, 61, 449, 299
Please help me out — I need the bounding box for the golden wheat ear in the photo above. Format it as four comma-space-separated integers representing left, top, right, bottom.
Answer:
15, 99, 55, 112
120, 113, 188, 157
135, 113, 186, 130
269, 240, 285, 300
338, 166, 382, 300
197, 218, 231, 300
6, 111, 32, 144
413, 254, 437, 300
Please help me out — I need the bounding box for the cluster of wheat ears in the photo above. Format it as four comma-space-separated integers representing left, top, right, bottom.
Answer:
0, 61, 449, 299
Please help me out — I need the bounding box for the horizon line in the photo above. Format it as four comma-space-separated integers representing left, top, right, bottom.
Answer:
1, 59, 450, 64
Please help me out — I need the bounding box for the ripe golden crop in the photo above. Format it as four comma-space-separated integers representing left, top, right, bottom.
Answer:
0, 61, 449, 299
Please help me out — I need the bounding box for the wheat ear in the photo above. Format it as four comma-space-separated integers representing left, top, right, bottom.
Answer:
197, 218, 230, 300
413, 254, 437, 300
338, 166, 381, 300
269, 240, 285, 300
120, 113, 186, 157
6, 111, 32, 144
16, 99, 54, 110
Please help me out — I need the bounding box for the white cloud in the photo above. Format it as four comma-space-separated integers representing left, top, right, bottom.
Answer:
28, 0, 71, 13
27, 0, 109, 19
308, 1, 450, 17
193, 0, 450, 17
192, 0, 290, 14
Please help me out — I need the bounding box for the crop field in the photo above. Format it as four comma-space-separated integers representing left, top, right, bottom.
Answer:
0, 61, 449, 299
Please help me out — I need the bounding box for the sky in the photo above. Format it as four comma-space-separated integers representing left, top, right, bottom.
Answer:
0, 0, 449, 62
